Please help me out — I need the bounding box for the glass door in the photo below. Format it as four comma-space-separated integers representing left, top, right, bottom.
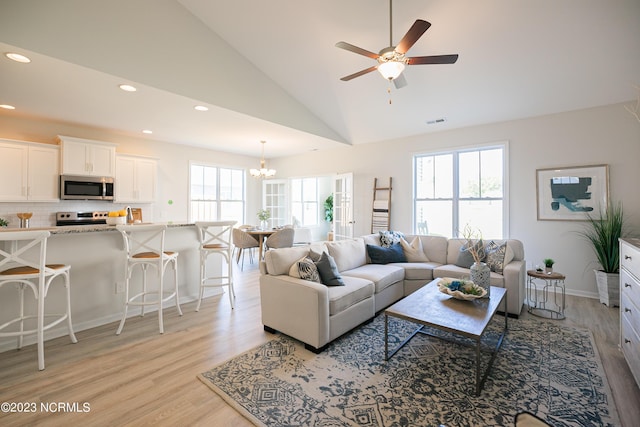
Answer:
332, 173, 354, 240
262, 179, 288, 228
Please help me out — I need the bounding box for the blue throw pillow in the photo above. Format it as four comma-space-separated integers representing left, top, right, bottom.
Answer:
366, 243, 407, 264
315, 252, 345, 287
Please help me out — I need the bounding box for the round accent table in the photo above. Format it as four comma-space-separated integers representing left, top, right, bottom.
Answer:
526, 270, 566, 320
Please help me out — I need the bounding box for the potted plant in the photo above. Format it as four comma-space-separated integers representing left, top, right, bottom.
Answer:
257, 209, 271, 230
0, 217, 7, 227
543, 258, 554, 274
324, 194, 334, 223
579, 201, 625, 306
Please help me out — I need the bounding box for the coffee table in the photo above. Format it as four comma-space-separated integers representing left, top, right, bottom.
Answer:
384, 279, 507, 396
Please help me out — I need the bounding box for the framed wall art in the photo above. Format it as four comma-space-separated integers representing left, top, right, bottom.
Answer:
536, 164, 609, 221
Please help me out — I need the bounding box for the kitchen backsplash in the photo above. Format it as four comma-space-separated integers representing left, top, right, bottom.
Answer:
0, 202, 154, 228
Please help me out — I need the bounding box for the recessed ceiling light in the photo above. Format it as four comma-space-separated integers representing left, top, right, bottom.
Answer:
142, 129, 153, 134
194, 105, 208, 111
0, 104, 16, 110
5, 52, 31, 63
119, 84, 137, 92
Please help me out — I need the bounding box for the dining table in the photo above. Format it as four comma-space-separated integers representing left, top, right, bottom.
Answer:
245, 229, 276, 260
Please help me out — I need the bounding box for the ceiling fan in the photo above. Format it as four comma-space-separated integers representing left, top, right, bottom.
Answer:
335, 0, 458, 89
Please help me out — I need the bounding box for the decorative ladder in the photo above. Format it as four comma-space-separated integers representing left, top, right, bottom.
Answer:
371, 177, 392, 233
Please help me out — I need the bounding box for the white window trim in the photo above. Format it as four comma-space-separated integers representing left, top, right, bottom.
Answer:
188, 160, 246, 223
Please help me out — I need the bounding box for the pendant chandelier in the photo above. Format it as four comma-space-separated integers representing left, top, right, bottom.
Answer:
250, 140, 276, 179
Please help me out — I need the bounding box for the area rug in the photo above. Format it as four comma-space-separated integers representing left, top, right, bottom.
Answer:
198, 315, 620, 427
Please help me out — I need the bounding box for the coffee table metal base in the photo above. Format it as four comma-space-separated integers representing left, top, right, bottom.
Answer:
383, 283, 507, 396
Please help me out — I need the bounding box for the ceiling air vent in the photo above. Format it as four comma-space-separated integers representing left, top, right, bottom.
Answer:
426, 118, 446, 125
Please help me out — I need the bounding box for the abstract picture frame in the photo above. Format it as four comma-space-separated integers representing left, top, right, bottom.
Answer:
536, 164, 609, 221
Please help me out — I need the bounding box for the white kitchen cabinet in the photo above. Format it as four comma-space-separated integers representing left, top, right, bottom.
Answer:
58, 135, 117, 177
620, 238, 640, 389
0, 139, 59, 202
115, 155, 157, 203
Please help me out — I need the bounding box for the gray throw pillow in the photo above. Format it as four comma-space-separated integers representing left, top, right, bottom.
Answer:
455, 240, 484, 268
315, 251, 345, 286
366, 243, 407, 264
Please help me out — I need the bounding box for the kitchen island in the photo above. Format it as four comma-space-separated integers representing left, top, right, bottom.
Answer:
0, 223, 223, 352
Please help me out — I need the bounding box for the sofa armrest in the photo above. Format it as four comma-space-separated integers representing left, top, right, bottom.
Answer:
259, 274, 331, 349
502, 259, 526, 315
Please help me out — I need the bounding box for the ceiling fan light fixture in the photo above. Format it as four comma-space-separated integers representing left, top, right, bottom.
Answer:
250, 140, 276, 179
377, 60, 405, 80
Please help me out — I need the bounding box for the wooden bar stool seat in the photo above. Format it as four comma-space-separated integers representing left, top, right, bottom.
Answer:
0, 230, 77, 370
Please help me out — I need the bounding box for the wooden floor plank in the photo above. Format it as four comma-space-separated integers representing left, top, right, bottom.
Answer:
0, 262, 638, 426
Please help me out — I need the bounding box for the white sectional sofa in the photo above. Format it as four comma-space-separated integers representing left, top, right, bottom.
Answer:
259, 234, 525, 352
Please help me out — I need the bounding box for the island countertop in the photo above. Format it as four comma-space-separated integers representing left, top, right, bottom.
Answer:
0, 222, 195, 234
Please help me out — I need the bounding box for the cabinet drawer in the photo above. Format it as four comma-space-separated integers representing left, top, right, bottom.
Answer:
621, 241, 640, 279
621, 291, 640, 338
621, 316, 640, 387
621, 268, 640, 306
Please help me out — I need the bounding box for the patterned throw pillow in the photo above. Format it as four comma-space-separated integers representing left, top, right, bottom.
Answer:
399, 237, 430, 262
485, 240, 508, 274
289, 256, 321, 282
379, 230, 405, 248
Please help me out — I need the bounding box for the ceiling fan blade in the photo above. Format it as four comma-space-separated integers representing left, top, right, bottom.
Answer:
407, 54, 459, 65
393, 73, 407, 89
335, 41, 379, 59
395, 19, 431, 54
340, 65, 378, 81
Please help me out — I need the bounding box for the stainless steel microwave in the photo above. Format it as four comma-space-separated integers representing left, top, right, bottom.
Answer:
60, 175, 114, 200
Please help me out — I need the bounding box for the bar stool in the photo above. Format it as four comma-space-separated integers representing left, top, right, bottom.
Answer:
0, 230, 77, 370
115, 224, 182, 335
195, 221, 237, 311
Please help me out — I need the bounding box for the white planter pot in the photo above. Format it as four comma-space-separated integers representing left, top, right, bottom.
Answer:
594, 270, 619, 307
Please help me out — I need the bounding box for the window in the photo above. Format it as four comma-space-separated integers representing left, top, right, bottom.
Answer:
291, 178, 318, 227
414, 145, 506, 238
190, 163, 245, 223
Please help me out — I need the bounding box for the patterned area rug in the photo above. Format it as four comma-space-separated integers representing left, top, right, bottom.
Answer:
198, 315, 620, 427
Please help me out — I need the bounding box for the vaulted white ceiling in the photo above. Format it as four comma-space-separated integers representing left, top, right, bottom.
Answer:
1, 0, 639, 158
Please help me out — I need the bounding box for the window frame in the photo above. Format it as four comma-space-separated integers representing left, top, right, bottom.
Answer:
189, 161, 246, 223
413, 142, 509, 238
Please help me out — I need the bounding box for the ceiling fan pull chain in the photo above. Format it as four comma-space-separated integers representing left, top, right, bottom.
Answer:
388, 81, 393, 105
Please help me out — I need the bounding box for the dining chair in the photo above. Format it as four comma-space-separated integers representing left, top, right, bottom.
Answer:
264, 227, 295, 251
0, 230, 77, 370
195, 221, 237, 310
232, 227, 259, 270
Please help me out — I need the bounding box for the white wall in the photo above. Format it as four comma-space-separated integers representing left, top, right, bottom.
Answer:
269, 102, 640, 299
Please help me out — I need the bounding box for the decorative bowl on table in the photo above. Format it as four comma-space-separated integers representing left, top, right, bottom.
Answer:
437, 277, 487, 300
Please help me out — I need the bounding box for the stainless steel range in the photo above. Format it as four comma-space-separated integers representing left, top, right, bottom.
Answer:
56, 211, 110, 226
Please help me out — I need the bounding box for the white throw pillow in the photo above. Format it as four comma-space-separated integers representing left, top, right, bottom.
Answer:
400, 237, 430, 262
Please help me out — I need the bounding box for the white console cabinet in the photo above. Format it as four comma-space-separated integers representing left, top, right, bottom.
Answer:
115, 154, 157, 203
0, 139, 59, 202
620, 238, 640, 388
58, 135, 117, 177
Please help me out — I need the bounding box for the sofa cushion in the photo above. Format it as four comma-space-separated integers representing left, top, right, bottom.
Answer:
400, 237, 429, 262
379, 230, 404, 247
326, 238, 367, 272
342, 264, 405, 294
289, 256, 321, 282
366, 243, 407, 264
328, 276, 374, 316
315, 252, 345, 287
265, 246, 314, 276
393, 262, 439, 281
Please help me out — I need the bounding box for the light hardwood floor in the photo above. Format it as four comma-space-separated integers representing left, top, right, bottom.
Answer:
1, 263, 638, 426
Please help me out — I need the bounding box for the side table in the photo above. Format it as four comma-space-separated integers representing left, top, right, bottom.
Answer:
526, 270, 566, 320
